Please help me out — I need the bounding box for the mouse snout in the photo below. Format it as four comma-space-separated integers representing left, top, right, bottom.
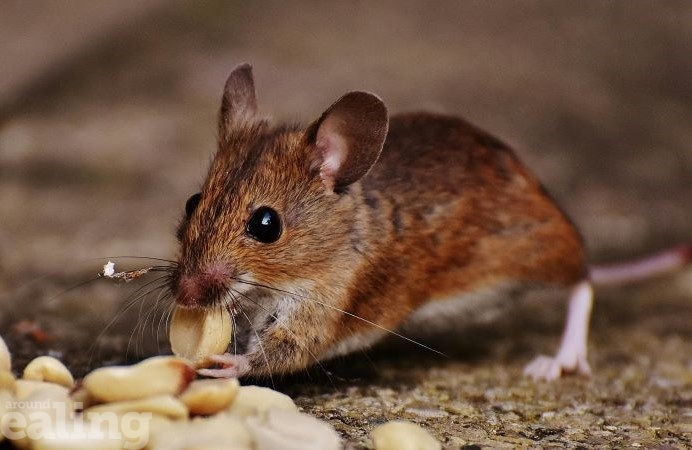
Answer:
174, 262, 235, 308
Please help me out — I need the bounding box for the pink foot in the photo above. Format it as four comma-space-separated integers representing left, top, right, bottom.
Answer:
524, 281, 593, 382
197, 353, 250, 378
523, 352, 591, 381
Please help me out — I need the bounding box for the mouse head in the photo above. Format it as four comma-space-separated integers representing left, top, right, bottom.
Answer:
172, 64, 388, 311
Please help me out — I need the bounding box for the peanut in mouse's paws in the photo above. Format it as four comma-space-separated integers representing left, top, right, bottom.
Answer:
523, 353, 591, 381
197, 353, 250, 378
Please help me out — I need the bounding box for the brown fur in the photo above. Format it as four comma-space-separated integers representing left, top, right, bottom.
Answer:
172, 65, 586, 376
335, 113, 586, 342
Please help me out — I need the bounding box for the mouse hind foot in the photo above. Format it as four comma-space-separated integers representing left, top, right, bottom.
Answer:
523, 280, 593, 381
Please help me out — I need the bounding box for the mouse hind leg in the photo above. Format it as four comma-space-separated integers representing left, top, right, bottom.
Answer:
523, 280, 593, 381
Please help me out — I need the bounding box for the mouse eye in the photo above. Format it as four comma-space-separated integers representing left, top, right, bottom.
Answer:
185, 193, 202, 218
246, 206, 282, 243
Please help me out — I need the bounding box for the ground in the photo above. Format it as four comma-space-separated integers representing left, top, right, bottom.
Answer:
1, 1, 691, 448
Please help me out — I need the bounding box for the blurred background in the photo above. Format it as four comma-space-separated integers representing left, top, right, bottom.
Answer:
0, 0, 691, 379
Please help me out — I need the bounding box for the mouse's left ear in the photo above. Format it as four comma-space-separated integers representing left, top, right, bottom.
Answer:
219, 63, 258, 138
306, 92, 388, 190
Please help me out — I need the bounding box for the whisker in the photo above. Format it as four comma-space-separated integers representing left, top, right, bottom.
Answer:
219, 294, 241, 359
89, 255, 178, 265
304, 298, 445, 357
223, 297, 239, 356
236, 301, 275, 389
234, 279, 446, 357
89, 276, 169, 365
140, 282, 170, 355
40, 276, 103, 307
148, 266, 176, 273
0, 255, 174, 308
89, 275, 167, 344
123, 276, 171, 308
134, 283, 151, 356
156, 291, 175, 354
126, 280, 170, 359
161, 301, 176, 349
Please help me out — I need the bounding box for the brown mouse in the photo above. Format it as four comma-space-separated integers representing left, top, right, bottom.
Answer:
171, 63, 691, 381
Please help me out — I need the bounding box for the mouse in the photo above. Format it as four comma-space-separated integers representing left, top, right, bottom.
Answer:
170, 63, 691, 381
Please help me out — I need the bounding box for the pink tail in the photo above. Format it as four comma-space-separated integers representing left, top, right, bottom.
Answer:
589, 244, 692, 285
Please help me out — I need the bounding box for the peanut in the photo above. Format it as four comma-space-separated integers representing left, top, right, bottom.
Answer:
225, 385, 297, 419
84, 394, 189, 420
371, 421, 442, 450
169, 306, 233, 368
246, 408, 341, 450
23, 356, 75, 388
179, 378, 240, 416
0, 335, 11, 373
82, 356, 195, 403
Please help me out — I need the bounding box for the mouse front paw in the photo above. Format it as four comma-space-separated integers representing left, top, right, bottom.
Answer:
197, 353, 251, 378
523, 352, 591, 382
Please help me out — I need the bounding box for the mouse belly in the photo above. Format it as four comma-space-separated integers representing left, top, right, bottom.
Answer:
320, 281, 523, 360
319, 295, 504, 361
320, 328, 387, 360
398, 282, 520, 333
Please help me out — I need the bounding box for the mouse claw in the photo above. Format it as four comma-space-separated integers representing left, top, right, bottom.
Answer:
523, 353, 591, 382
197, 353, 250, 378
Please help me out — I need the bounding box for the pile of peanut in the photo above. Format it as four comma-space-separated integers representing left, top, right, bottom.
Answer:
0, 290, 441, 450
0, 335, 441, 450
0, 336, 340, 449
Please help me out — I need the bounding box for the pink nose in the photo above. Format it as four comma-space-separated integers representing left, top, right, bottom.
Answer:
175, 263, 235, 308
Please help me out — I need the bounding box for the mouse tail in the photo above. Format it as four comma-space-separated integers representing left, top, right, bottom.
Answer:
588, 243, 692, 285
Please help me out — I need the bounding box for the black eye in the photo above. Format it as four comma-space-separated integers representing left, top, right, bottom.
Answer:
185, 193, 201, 218
246, 206, 282, 243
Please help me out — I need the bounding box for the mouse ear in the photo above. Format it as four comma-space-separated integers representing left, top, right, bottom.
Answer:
218, 63, 258, 137
306, 91, 388, 190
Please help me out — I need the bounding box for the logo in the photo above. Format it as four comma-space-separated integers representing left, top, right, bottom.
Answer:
1, 401, 152, 449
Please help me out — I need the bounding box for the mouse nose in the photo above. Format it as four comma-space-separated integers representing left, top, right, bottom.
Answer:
175, 263, 235, 308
